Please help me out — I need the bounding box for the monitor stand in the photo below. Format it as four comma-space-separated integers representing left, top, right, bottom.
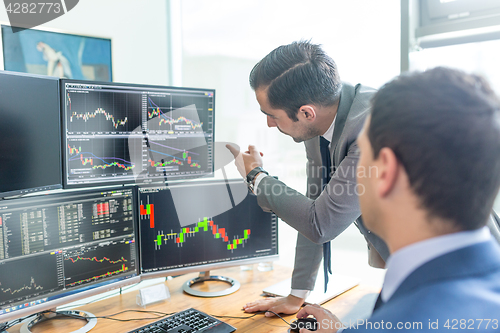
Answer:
20, 310, 97, 333
182, 271, 240, 297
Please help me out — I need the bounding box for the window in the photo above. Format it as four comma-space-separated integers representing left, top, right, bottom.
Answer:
180, 0, 400, 286
410, 39, 500, 213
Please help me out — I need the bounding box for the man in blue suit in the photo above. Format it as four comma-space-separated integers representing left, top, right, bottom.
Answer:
297, 67, 500, 332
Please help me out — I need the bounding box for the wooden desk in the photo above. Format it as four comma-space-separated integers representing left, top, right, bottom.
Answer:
8, 265, 377, 333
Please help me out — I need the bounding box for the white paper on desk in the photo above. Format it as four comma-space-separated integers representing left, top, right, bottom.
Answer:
138, 283, 170, 306
263, 273, 359, 305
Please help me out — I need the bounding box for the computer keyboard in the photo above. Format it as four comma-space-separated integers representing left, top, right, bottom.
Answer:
128, 308, 236, 333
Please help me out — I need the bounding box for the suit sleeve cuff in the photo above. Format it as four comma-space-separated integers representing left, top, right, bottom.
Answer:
253, 172, 268, 192
290, 289, 311, 299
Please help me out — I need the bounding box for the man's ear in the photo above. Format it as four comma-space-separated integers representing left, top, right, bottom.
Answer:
377, 147, 399, 197
298, 105, 316, 121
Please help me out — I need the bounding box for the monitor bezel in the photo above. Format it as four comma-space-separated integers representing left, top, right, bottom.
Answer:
140, 254, 279, 280
0, 70, 63, 199
136, 179, 279, 280
0, 185, 140, 323
0, 275, 140, 323
60, 79, 216, 190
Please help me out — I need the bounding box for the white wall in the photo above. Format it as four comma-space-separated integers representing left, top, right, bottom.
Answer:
0, 0, 170, 86
181, 0, 401, 88
181, 0, 401, 182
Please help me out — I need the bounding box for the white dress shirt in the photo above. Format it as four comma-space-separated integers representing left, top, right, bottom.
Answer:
321, 115, 336, 148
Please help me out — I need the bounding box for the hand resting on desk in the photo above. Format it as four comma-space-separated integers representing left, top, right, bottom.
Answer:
243, 294, 304, 317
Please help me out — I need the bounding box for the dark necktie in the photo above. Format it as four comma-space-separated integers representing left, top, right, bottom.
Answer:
373, 292, 384, 312
320, 136, 332, 293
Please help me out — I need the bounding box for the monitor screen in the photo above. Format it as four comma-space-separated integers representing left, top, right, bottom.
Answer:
138, 180, 278, 278
61, 80, 215, 188
0, 187, 139, 322
0, 71, 62, 197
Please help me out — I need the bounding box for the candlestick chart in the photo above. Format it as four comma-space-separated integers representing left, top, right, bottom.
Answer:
145, 136, 210, 177
151, 217, 251, 251
146, 95, 212, 134
138, 182, 278, 273
67, 137, 142, 183
0, 187, 139, 317
66, 90, 142, 134
63, 238, 135, 288
63, 81, 215, 186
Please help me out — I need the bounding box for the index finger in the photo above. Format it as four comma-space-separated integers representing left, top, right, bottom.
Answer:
225, 144, 241, 158
296, 304, 322, 319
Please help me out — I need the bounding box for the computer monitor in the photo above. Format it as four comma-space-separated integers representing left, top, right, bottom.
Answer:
61, 80, 215, 188
138, 179, 278, 296
0, 70, 62, 198
0, 187, 139, 324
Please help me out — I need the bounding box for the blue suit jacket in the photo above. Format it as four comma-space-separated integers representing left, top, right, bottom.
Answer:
344, 239, 500, 332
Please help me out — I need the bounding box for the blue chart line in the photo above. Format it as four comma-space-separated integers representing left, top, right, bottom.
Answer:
69, 152, 135, 171
148, 140, 199, 155
148, 149, 200, 164
148, 98, 173, 121
147, 98, 203, 130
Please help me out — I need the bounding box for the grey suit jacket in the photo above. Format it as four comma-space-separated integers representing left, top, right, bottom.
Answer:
256, 83, 389, 290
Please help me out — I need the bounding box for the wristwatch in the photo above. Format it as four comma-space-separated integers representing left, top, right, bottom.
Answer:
245, 166, 269, 191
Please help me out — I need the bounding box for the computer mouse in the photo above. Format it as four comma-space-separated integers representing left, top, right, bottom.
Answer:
290, 317, 318, 332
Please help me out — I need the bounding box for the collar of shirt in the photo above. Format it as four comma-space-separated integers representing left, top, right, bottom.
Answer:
381, 226, 491, 302
321, 115, 336, 148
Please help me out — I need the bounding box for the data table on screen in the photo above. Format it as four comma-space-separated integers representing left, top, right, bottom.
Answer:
0, 188, 139, 320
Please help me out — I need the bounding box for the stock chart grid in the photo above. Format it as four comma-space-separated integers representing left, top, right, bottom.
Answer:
0, 188, 138, 311
138, 182, 278, 273
63, 82, 214, 187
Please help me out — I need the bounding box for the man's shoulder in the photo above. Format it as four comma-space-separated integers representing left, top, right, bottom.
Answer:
353, 82, 377, 94
361, 242, 500, 330
340, 82, 375, 112
366, 275, 500, 327
342, 82, 377, 98
351, 83, 376, 109
340, 83, 375, 132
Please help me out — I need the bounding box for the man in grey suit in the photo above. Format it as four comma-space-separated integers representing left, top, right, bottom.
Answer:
227, 41, 388, 315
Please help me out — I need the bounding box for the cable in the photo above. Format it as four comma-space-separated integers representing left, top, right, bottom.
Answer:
57, 282, 141, 310
0, 313, 38, 331
47, 309, 175, 322
48, 309, 291, 326
211, 310, 292, 325
0, 283, 143, 330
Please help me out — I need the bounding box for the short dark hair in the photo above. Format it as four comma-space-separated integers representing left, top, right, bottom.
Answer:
249, 41, 341, 121
369, 67, 500, 230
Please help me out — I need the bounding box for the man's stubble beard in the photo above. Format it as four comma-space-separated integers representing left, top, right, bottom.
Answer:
291, 126, 323, 143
